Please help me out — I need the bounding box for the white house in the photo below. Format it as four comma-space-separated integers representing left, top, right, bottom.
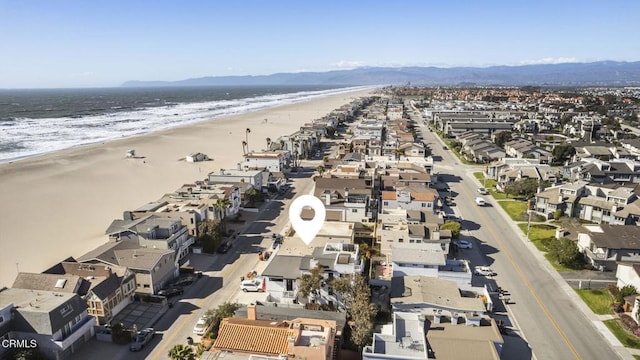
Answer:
242, 150, 290, 172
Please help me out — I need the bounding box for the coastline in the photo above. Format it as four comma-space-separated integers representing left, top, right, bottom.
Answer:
0, 88, 374, 287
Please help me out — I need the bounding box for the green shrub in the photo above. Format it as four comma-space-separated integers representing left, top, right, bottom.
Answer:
553, 209, 562, 220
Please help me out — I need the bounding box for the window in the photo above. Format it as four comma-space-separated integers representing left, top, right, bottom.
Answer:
421, 203, 426, 208
383, 201, 389, 206
351, 209, 358, 213
143, 284, 150, 288
398, 238, 404, 243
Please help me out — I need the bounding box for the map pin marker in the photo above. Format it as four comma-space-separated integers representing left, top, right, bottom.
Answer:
289, 194, 326, 246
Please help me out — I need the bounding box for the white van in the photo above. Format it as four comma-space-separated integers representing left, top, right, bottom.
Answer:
475, 197, 486, 206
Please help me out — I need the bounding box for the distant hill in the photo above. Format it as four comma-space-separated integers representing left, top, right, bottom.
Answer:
122, 61, 640, 87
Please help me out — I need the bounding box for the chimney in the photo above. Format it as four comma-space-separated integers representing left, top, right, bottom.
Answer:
123, 211, 133, 221
325, 192, 331, 206
432, 230, 440, 240
558, 195, 563, 204
247, 304, 257, 320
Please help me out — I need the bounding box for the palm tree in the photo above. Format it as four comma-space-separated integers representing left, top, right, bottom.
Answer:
214, 197, 232, 232
266, 137, 271, 150
242, 141, 248, 155
168, 344, 195, 360
245, 128, 251, 152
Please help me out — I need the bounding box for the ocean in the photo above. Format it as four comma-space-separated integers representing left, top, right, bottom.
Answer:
0, 85, 365, 163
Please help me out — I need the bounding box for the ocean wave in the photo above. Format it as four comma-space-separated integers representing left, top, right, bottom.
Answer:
0, 86, 370, 163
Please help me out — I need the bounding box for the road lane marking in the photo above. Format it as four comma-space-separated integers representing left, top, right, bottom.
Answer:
460, 176, 582, 360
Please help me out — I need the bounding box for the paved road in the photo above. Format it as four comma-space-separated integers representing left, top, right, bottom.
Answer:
72, 168, 317, 360
413, 110, 624, 360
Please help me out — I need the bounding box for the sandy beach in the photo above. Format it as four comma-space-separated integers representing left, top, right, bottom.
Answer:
0, 88, 373, 287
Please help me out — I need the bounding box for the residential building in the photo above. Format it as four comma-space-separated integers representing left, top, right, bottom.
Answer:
207, 168, 265, 190
380, 186, 438, 213
43, 262, 136, 325
0, 288, 94, 360
78, 241, 176, 294
364, 311, 504, 360
105, 214, 193, 266
314, 178, 374, 223
577, 225, 640, 271
211, 305, 337, 360
242, 150, 291, 172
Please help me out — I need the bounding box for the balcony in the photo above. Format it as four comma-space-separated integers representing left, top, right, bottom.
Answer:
53, 315, 94, 349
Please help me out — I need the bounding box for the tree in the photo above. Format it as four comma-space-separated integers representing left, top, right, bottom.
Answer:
552, 143, 575, 165
245, 128, 251, 152
504, 178, 542, 199
547, 237, 579, 266
440, 220, 461, 239
266, 137, 271, 150
241, 140, 248, 155
349, 274, 377, 352
206, 302, 240, 339
214, 197, 232, 232
316, 165, 325, 176
616, 285, 638, 304
197, 219, 223, 253
168, 344, 195, 360
298, 264, 325, 302
13, 349, 46, 360
330, 274, 355, 310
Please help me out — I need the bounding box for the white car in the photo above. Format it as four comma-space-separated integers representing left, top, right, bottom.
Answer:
193, 315, 213, 335
474, 266, 496, 276
455, 240, 473, 249
475, 197, 486, 206
477, 187, 488, 195
240, 278, 264, 292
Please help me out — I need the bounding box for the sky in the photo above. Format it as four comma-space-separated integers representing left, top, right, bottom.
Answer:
1, 0, 639, 89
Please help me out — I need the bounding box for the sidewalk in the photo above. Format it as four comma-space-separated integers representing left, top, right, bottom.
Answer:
469, 170, 635, 360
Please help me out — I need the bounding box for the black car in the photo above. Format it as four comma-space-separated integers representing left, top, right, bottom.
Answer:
158, 287, 184, 298
217, 242, 232, 254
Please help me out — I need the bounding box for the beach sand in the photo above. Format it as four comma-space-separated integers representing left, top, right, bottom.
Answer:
0, 88, 374, 287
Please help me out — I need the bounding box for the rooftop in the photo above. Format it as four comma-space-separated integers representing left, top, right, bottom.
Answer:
391, 276, 485, 313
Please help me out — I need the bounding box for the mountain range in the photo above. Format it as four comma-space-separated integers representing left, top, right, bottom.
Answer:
122, 61, 640, 87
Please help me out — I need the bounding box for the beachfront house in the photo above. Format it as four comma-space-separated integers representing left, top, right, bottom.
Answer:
105, 214, 193, 267
77, 241, 176, 295
207, 168, 265, 192
42, 261, 137, 326
242, 150, 291, 172
0, 288, 95, 360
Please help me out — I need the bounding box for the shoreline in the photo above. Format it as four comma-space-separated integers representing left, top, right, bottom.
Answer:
0, 85, 373, 165
0, 88, 374, 287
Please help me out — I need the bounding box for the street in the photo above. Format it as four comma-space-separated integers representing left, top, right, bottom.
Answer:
413, 109, 623, 360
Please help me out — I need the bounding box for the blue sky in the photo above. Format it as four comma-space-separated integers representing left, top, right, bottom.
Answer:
1, 0, 638, 88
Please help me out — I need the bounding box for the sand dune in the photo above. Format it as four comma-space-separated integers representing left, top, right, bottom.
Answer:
0, 88, 373, 287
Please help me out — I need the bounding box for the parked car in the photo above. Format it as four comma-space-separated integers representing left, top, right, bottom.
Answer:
129, 328, 155, 352
477, 187, 488, 195
455, 240, 473, 249
172, 276, 195, 287
475, 197, 486, 206
474, 266, 496, 276
217, 241, 232, 254
240, 278, 264, 292
157, 287, 184, 298
193, 315, 213, 336
443, 213, 462, 222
